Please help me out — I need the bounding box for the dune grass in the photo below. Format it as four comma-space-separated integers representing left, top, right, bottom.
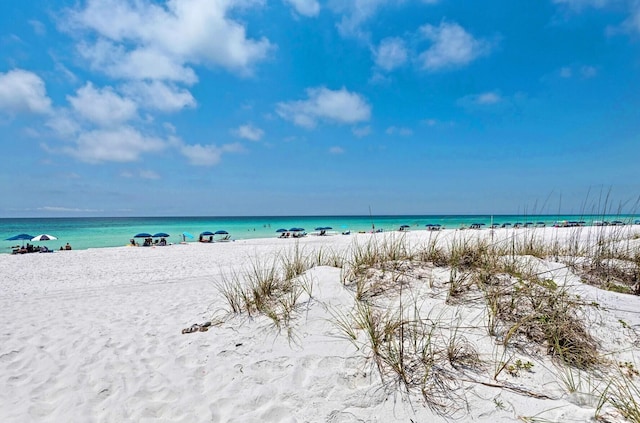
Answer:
213, 226, 640, 420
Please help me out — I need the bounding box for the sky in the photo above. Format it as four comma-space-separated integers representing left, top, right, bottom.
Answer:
1, 0, 639, 217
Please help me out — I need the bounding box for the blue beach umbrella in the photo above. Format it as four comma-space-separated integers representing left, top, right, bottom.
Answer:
314, 227, 325, 231
200, 231, 215, 236
152, 232, 170, 238
6, 233, 34, 241
214, 230, 229, 235
5, 233, 34, 247
276, 228, 288, 233
182, 232, 194, 239
323, 226, 333, 230
134, 232, 153, 238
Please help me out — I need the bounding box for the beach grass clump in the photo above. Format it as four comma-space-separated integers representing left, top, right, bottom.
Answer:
597, 369, 640, 422
311, 246, 345, 268
484, 276, 599, 369
344, 301, 474, 417
280, 242, 312, 281
342, 235, 416, 300
216, 254, 308, 329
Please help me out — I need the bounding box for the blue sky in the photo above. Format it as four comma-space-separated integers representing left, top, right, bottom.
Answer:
1, 0, 639, 217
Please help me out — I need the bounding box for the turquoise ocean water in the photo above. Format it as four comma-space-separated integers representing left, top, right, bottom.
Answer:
1, 214, 638, 254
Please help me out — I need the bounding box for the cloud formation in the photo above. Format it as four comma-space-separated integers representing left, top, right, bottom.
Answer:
374, 37, 408, 71
277, 87, 371, 128
180, 142, 245, 166
418, 22, 491, 71
0, 69, 52, 115
233, 124, 264, 141
284, 0, 320, 17
67, 82, 137, 127
63, 126, 167, 163
65, 0, 273, 80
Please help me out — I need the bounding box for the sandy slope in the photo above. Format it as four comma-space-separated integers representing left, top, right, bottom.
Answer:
0, 228, 639, 422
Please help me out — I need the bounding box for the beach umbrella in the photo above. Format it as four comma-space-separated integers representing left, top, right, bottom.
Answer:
200, 231, 215, 236
134, 232, 152, 238
5, 233, 34, 247
400, 225, 410, 228
152, 232, 170, 238
6, 233, 34, 241
214, 230, 229, 235
276, 228, 288, 233
182, 232, 194, 239
314, 227, 325, 231
31, 234, 57, 241
323, 226, 333, 230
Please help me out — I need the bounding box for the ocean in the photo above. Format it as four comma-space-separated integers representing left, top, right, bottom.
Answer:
1, 214, 637, 253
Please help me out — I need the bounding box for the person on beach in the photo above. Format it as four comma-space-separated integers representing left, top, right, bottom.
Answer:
65, 243, 72, 250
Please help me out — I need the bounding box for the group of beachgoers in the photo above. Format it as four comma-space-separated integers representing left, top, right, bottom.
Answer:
11, 242, 72, 254
278, 231, 307, 238
129, 237, 168, 247
129, 238, 167, 247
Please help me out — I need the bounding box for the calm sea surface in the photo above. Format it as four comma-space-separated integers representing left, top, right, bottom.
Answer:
1, 214, 637, 253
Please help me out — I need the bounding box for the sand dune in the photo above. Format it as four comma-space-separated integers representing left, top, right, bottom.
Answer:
1, 227, 639, 422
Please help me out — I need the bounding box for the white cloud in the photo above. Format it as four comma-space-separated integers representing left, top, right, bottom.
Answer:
65, 0, 273, 81
581, 65, 598, 78
232, 124, 264, 141
0, 69, 52, 115
77, 39, 199, 84
39, 206, 103, 213
386, 126, 413, 136
475, 92, 502, 104
418, 21, 491, 71
28, 20, 46, 36
63, 126, 166, 163
122, 81, 196, 112
329, 146, 344, 154
284, 0, 320, 17
180, 142, 245, 166
558, 65, 598, 79
120, 169, 163, 179
352, 125, 371, 137
67, 82, 137, 126
458, 91, 512, 109
139, 170, 161, 179
374, 37, 407, 71
277, 86, 371, 128
560, 66, 573, 78
334, 0, 389, 39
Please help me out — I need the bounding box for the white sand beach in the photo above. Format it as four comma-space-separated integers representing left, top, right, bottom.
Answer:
1, 227, 640, 422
